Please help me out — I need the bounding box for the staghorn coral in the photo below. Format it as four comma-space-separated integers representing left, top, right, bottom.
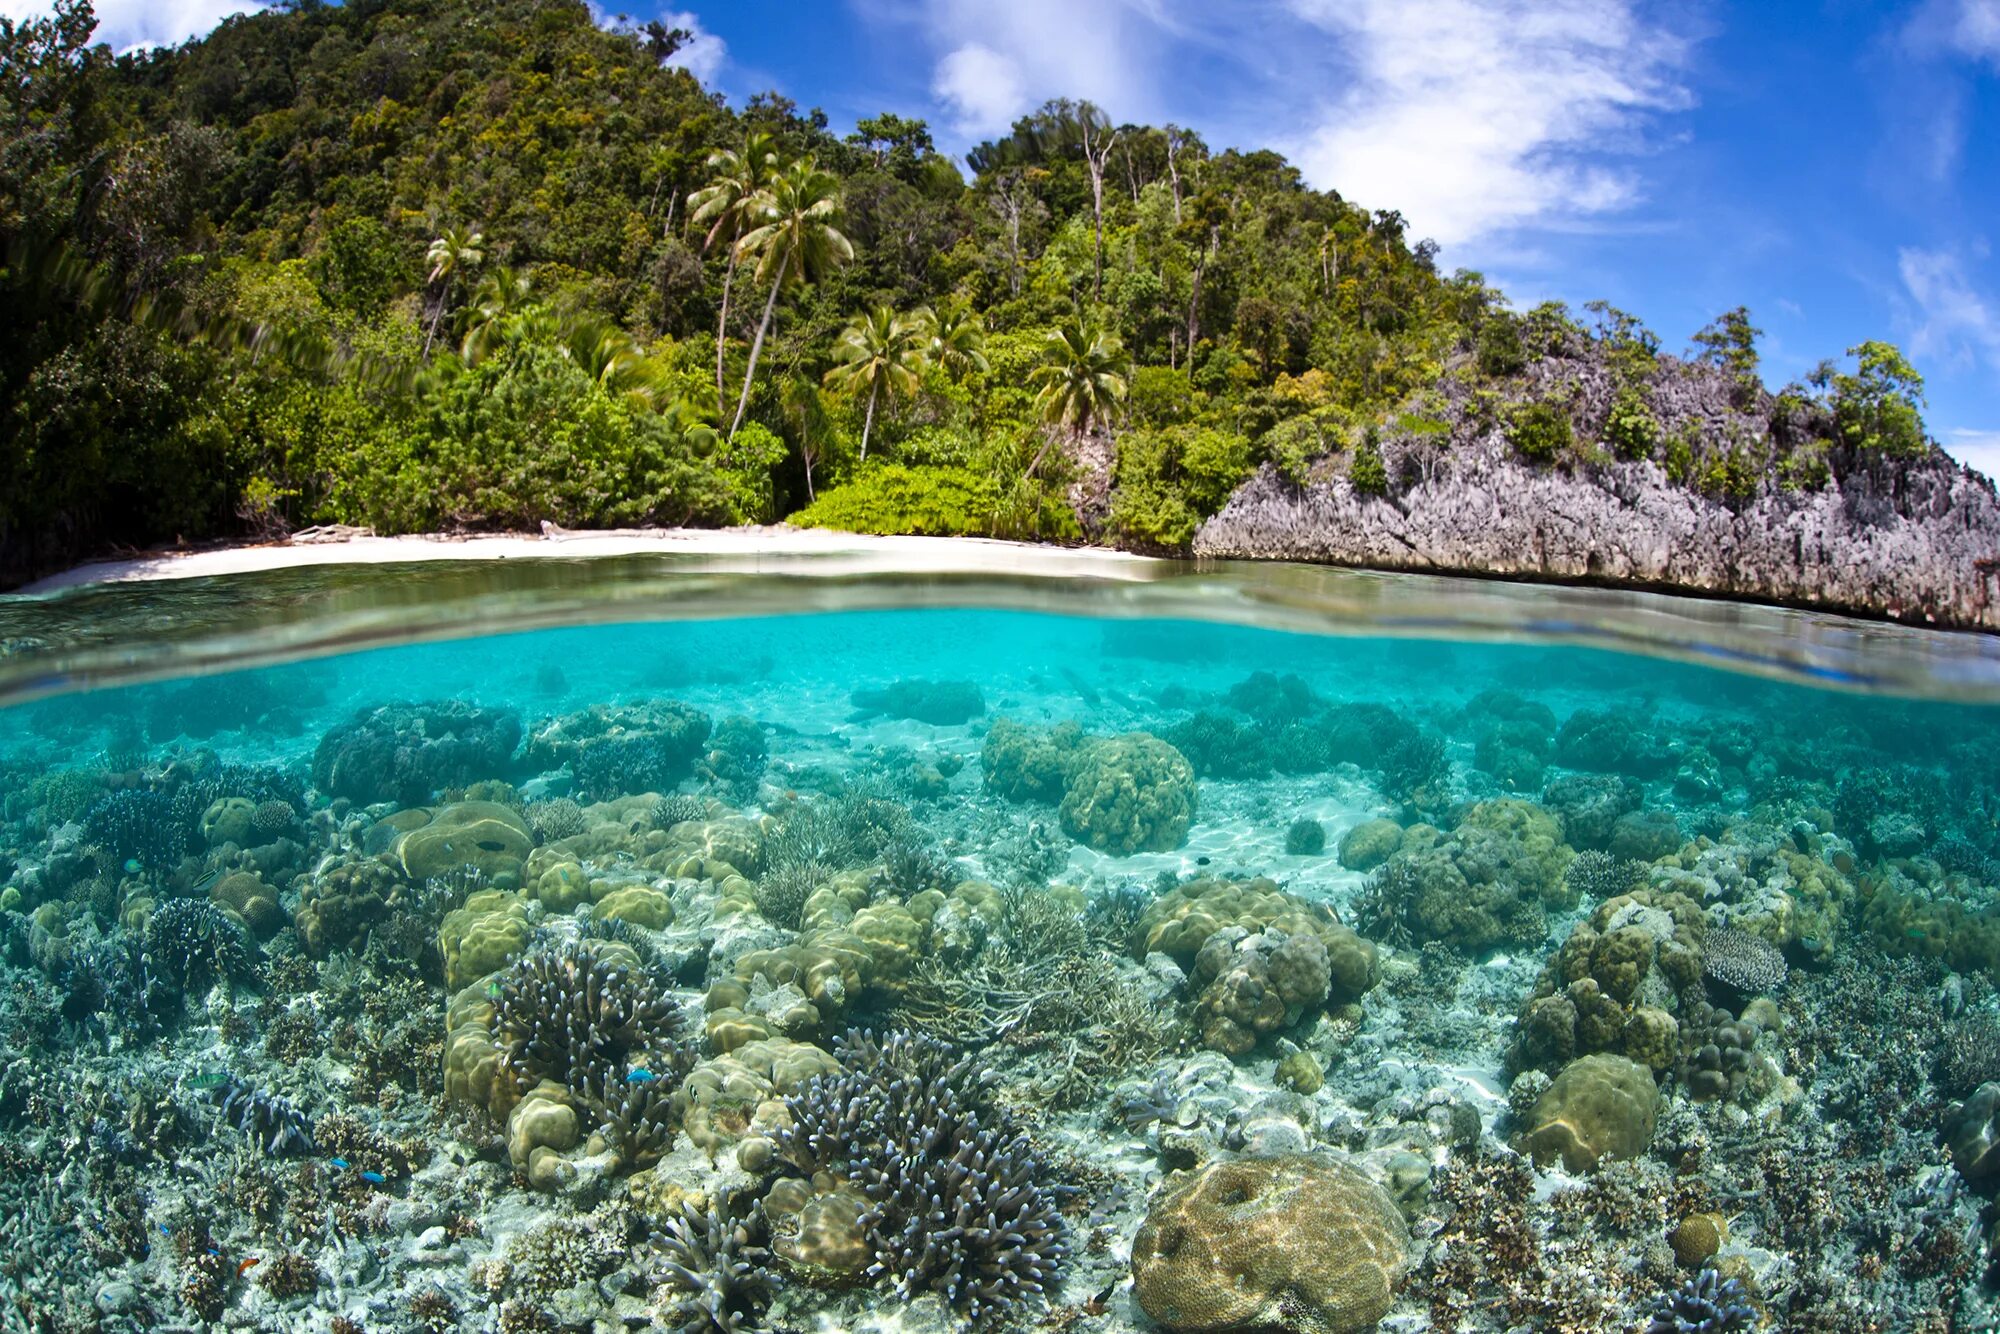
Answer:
490, 937, 686, 1108
1646, 1268, 1757, 1333
774, 1029, 1069, 1325
647, 1199, 778, 1333
146, 897, 253, 992
1131, 1153, 1409, 1334
214, 1076, 315, 1156
82, 788, 187, 875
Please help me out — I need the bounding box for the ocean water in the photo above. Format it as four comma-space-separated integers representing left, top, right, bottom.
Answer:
2, 560, 1999, 1331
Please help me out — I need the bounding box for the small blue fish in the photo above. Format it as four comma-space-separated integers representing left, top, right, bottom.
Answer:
626, 1068, 656, 1084
205, 1247, 219, 1257
328, 1157, 350, 1171
123, 858, 143, 874
360, 1171, 386, 1185
157, 1224, 172, 1237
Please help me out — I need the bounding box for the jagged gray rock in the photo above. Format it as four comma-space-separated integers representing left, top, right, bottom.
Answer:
1197, 355, 2000, 629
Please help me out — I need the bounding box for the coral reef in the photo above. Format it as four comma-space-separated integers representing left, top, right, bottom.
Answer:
1131, 1154, 1409, 1334
312, 701, 522, 805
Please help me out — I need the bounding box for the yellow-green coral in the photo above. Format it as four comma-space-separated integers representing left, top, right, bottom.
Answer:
1132, 1154, 1409, 1334
1060, 732, 1198, 856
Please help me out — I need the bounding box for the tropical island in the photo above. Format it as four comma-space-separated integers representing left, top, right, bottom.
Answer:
5, 0, 1998, 625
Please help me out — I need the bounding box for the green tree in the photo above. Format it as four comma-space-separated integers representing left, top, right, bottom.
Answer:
823, 305, 927, 462
729, 155, 852, 440
459, 266, 535, 363
1814, 340, 1928, 458
1026, 319, 1129, 476
423, 225, 485, 355
688, 132, 779, 409
1691, 306, 1762, 384
917, 303, 989, 381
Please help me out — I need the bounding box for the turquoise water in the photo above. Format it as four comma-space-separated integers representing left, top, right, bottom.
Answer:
1, 568, 1998, 1331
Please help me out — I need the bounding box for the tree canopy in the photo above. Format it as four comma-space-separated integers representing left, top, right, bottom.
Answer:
0, 0, 1948, 585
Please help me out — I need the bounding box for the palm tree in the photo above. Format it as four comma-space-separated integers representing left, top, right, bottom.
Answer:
423, 225, 485, 355
729, 156, 853, 440
823, 306, 927, 462
688, 132, 779, 410
917, 303, 988, 381
1026, 319, 1129, 476
459, 266, 534, 364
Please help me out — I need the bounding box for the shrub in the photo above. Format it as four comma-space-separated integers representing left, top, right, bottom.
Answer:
1816, 340, 1928, 458
1111, 425, 1254, 551
1475, 312, 1528, 377
1349, 432, 1389, 495
1505, 402, 1572, 464
1601, 386, 1659, 460
791, 464, 1017, 537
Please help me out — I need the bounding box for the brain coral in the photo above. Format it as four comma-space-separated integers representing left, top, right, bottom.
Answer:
1131, 1154, 1408, 1334
1056, 733, 1198, 855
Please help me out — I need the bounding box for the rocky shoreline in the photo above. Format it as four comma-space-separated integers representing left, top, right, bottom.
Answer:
1198, 445, 2000, 630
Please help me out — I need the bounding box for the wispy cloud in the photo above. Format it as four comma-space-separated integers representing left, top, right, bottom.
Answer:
1898, 244, 2000, 372
1284, 0, 1693, 248
0, 0, 264, 51
1947, 0, 2000, 61
1943, 427, 2000, 481
913, 0, 1164, 138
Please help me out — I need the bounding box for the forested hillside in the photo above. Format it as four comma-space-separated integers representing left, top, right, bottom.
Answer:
0, 0, 1949, 585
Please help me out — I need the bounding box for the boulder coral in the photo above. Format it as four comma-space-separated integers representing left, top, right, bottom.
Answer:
1131, 1153, 1409, 1334
311, 700, 522, 806
1521, 1053, 1660, 1173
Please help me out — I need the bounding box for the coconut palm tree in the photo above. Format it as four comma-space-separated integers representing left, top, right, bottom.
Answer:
688, 132, 779, 410
823, 306, 927, 462
916, 303, 988, 381
1026, 318, 1129, 476
459, 266, 535, 364
423, 225, 484, 355
728, 156, 852, 440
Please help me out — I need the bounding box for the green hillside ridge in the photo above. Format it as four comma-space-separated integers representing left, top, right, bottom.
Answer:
0, 0, 1945, 585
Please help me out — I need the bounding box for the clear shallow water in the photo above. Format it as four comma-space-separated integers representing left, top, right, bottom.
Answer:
1, 559, 1998, 1331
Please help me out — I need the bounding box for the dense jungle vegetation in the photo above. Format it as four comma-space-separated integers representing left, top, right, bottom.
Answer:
0, 0, 1942, 584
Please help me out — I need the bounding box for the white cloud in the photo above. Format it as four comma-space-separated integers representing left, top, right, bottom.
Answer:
1285, 0, 1691, 247
1948, 0, 2000, 60
1943, 427, 2000, 481
0, 0, 264, 51
933, 44, 1027, 134
658, 9, 725, 83
1898, 244, 2000, 372
903, 0, 1163, 138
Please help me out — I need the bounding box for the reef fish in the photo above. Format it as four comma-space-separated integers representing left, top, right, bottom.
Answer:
360, 1170, 386, 1184
626, 1068, 656, 1084
328, 1157, 350, 1170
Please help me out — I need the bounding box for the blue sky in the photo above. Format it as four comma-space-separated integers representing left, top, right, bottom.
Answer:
19, 0, 2000, 472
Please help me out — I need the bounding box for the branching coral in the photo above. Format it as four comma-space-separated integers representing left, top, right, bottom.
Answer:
146, 898, 254, 992
214, 1077, 315, 1156
82, 788, 187, 875
313, 700, 522, 805
491, 938, 687, 1106
1645, 1268, 1757, 1333
647, 1199, 778, 1333
775, 1029, 1070, 1325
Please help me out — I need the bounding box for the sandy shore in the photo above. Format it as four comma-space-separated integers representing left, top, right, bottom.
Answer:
21, 526, 1159, 592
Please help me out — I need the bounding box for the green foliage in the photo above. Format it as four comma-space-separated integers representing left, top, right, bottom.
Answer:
0, 0, 1947, 579
1349, 431, 1389, 495
1474, 311, 1528, 377
1110, 424, 1253, 550
1815, 340, 1929, 458
789, 462, 1070, 539
1696, 445, 1759, 502
1505, 401, 1573, 464
1662, 424, 1697, 485
1601, 386, 1659, 460
1691, 307, 1762, 387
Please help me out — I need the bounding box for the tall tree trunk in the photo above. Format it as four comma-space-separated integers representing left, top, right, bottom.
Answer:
424, 277, 449, 356
859, 380, 879, 463
729, 251, 788, 441
714, 250, 737, 412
